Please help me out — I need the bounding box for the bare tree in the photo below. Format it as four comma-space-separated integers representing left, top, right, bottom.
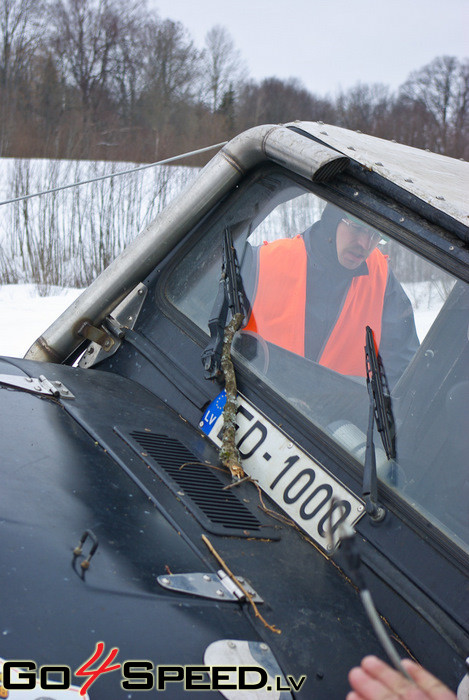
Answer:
0, 0, 46, 154
386, 95, 436, 151
236, 76, 333, 130
399, 55, 469, 156
112, 4, 149, 125
47, 0, 142, 116
452, 58, 469, 157
137, 17, 201, 153
335, 83, 392, 137
201, 25, 246, 112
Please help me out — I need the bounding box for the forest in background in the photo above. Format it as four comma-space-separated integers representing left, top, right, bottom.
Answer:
1, 0, 468, 164
0, 0, 467, 291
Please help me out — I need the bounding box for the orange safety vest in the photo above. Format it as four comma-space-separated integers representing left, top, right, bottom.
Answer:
244, 235, 388, 377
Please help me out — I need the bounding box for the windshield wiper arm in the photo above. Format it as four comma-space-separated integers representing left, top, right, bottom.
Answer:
201, 227, 247, 380
363, 326, 396, 520
329, 503, 414, 682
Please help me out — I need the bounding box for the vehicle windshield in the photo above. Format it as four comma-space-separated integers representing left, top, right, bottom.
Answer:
166, 170, 468, 553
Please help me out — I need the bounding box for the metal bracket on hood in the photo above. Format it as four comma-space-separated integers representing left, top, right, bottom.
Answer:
78, 321, 116, 350
156, 570, 263, 603
0, 374, 75, 399
79, 282, 148, 368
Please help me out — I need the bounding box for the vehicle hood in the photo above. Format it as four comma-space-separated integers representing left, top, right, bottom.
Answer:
0, 355, 393, 698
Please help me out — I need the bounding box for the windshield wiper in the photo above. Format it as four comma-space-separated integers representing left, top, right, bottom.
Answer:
201, 227, 247, 381
363, 325, 396, 521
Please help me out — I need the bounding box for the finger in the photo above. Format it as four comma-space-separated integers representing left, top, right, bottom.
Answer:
346, 692, 362, 700
361, 655, 416, 692
401, 660, 457, 699
348, 665, 397, 700
354, 657, 432, 700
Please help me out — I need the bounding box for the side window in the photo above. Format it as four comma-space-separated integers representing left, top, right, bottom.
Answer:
166, 170, 468, 552
381, 240, 455, 342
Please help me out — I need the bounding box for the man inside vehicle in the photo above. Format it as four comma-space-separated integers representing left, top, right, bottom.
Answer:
242, 203, 419, 387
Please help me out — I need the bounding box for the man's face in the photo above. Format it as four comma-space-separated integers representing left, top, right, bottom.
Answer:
336, 218, 381, 269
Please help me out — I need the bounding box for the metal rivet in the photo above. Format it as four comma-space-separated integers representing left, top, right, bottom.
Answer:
177, 491, 185, 496
199, 421, 204, 427
161, 577, 170, 585
348, 146, 356, 151
449, 246, 454, 251
436, 196, 445, 201
54, 380, 62, 386
26, 377, 33, 382
203, 574, 211, 581
399, 217, 405, 223
405, 178, 413, 183
138, 289, 144, 295
353, 191, 359, 197
320, 131, 328, 135
287, 442, 293, 449
228, 641, 236, 648
374, 161, 383, 166
216, 589, 225, 597
260, 643, 268, 651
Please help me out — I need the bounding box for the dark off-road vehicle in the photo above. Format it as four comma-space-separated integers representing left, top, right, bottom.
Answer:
1, 122, 468, 698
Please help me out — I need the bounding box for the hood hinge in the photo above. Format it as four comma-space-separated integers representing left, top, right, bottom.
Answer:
157, 570, 263, 603
0, 374, 75, 399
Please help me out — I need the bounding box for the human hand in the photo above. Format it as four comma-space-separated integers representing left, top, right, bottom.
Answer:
347, 655, 456, 700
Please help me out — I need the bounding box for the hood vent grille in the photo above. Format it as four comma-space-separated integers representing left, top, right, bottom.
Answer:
119, 430, 274, 539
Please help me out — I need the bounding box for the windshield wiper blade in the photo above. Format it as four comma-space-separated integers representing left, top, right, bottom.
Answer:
201, 227, 247, 380
366, 326, 396, 459
363, 325, 396, 520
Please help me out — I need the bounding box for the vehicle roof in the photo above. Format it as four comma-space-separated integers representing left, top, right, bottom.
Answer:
292, 121, 469, 228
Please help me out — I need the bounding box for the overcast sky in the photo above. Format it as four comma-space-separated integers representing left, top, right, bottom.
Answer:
150, 0, 468, 97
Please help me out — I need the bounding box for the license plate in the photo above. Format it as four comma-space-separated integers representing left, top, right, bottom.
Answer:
200, 391, 364, 551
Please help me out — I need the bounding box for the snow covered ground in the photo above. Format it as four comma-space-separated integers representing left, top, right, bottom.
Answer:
0, 285, 83, 358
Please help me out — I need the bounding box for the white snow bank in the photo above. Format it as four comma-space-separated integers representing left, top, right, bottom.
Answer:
0, 284, 83, 358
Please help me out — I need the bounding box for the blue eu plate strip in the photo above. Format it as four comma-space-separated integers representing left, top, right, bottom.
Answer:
200, 390, 226, 435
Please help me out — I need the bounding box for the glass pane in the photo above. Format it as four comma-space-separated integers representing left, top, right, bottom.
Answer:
166, 171, 468, 551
